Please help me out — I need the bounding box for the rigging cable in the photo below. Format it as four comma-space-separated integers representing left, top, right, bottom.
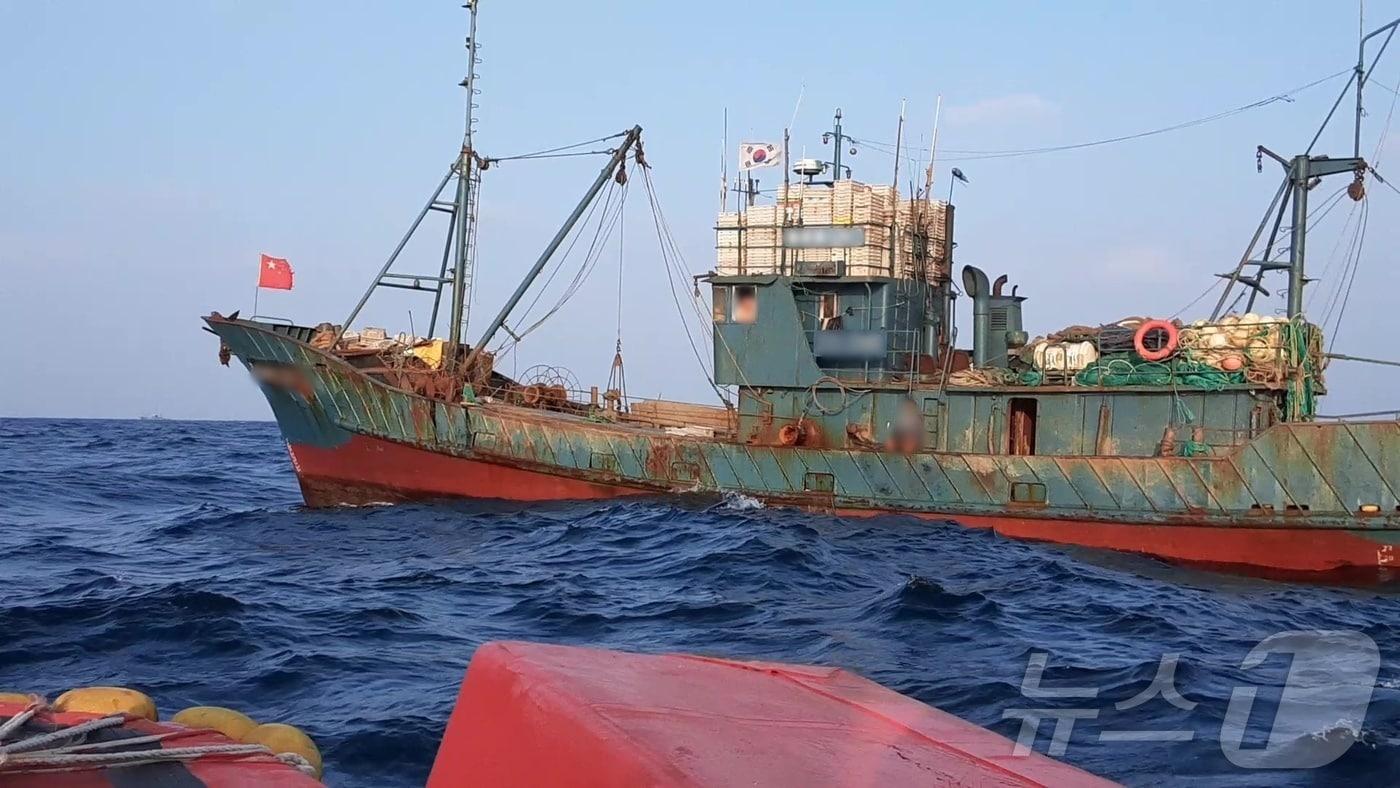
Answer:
1374, 168, 1400, 196
1171, 278, 1226, 319
490, 132, 629, 162
616, 189, 626, 344
642, 161, 772, 408
638, 164, 731, 407
495, 165, 628, 354
638, 165, 719, 349
1173, 184, 1347, 320
1315, 59, 1396, 344
608, 190, 628, 406
491, 149, 616, 162
509, 180, 627, 346
1311, 198, 1362, 316
504, 179, 614, 338
1305, 187, 1363, 313
1324, 200, 1368, 351
855, 69, 1351, 162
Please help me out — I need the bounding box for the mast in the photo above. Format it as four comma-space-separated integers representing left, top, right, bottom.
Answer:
340, 2, 487, 347
447, 0, 484, 353
832, 109, 843, 180
1211, 15, 1398, 321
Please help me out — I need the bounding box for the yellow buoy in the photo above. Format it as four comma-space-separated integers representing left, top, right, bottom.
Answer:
172, 706, 259, 741
243, 722, 323, 778
53, 687, 158, 721
0, 692, 38, 706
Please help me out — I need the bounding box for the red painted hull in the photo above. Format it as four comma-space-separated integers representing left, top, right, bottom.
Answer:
836, 508, 1392, 577
288, 433, 1391, 578
288, 435, 651, 507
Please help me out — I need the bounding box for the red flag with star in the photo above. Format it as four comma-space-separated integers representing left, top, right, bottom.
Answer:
258, 254, 294, 290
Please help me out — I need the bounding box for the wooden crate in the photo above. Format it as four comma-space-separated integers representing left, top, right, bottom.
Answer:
746, 205, 779, 226
717, 182, 952, 279
625, 399, 736, 435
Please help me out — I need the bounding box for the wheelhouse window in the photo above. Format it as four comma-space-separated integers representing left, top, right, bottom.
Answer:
733, 286, 758, 324
712, 286, 729, 323
818, 292, 842, 330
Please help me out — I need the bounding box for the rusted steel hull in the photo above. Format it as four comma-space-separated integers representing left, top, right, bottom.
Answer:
290, 433, 651, 507
208, 317, 1400, 577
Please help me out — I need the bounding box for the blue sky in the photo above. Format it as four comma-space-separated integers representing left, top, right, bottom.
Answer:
2, 1, 1398, 419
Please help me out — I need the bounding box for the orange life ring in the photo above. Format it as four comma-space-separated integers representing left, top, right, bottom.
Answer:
1133, 320, 1179, 362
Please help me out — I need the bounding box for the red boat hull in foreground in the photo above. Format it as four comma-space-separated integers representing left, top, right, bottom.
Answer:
429, 640, 1116, 787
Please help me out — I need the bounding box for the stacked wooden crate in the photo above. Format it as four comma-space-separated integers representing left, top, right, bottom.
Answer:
716, 206, 781, 274
715, 180, 950, 279
894, 198, 952, 281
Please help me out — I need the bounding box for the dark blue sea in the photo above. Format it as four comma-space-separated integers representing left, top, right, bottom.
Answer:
2, 418, 1398, 786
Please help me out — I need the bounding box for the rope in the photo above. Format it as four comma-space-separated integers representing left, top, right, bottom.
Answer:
806, 375, 872, 416
0, 703, 40, 742
857, 69, 1350, 161
490, 132, 628, 162
1172, 278, 1225, 320
0, 744, 277, 770
0, 710, 317, 778
1374, 167, 1400, 196
497, 163, 630, 353
58, 731, 187, 752
1, 715, 127, 754
1325, 200, 1368, 352
639, 163, 732, 408
616, 185, 626, 344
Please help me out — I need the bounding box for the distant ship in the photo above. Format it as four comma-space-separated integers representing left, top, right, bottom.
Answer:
207, 6, 1400, 578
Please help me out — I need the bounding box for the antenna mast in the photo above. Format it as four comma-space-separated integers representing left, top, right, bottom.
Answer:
446, 0, 484, 355
339, 2, 490, 353
1211, 15, 1398, 321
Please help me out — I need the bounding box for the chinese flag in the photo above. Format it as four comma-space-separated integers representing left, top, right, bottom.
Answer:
258, 254, 294, 290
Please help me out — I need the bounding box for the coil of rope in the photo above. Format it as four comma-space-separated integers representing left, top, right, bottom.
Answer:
806, 375, 871, 415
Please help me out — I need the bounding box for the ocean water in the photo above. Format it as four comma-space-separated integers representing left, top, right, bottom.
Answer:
1, 417, 1397, 786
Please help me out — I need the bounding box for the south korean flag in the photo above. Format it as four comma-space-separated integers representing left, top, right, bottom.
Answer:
739, 142, 782, 171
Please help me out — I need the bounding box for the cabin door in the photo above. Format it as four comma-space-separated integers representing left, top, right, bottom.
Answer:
1008, 397, 1037, 456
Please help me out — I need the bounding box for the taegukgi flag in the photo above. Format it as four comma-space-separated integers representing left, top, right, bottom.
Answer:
739, 141, 782, 171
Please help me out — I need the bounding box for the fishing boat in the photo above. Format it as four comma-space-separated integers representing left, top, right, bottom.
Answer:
206, 5, 1400, 578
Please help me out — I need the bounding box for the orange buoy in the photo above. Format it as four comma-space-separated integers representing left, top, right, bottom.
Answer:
1133, 319, 1179, 362
53, 686, 158, 721
173, 706, 259, 741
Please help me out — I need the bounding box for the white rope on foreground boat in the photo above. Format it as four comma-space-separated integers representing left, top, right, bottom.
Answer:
0, 713, 127, 753
0, 705, 316, 776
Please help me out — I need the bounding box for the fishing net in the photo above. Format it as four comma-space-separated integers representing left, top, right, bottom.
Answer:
1073, 355, 1245, 390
